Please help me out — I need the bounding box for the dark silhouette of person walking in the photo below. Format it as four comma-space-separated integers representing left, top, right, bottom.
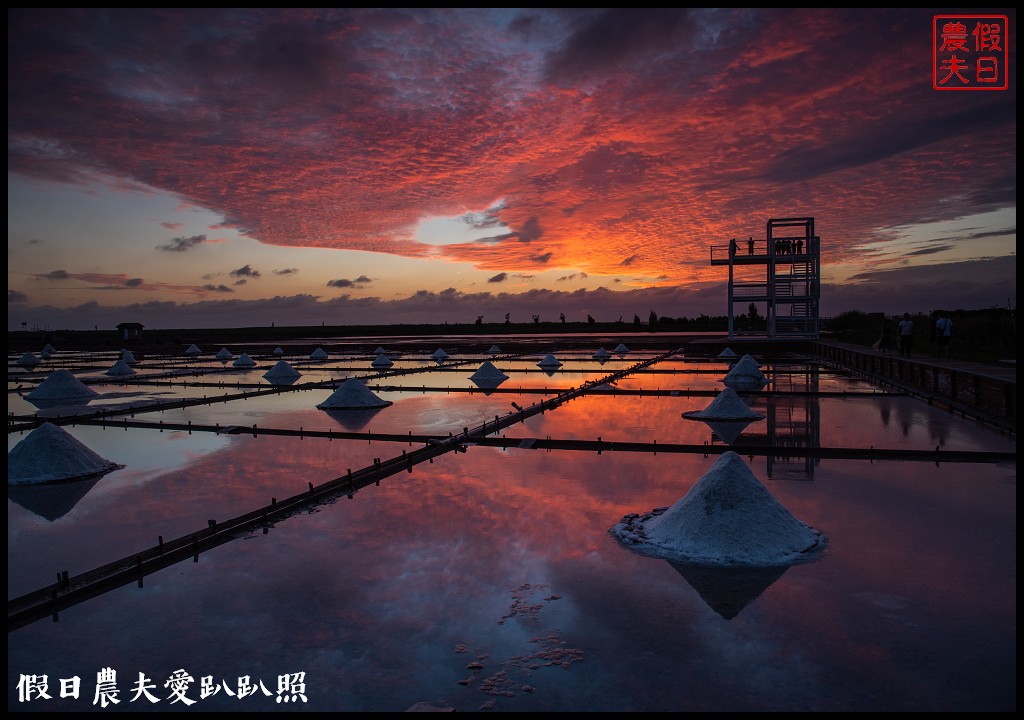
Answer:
897, 313, 914, 357
935, 313, 952, 358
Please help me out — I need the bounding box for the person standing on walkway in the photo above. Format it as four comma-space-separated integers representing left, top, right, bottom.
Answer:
897, 313, 914, 357
935, 313, 952, 358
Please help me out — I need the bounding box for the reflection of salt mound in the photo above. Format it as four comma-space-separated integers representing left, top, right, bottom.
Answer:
17, 352, 40, 367
610, 451, 825, 567
371, 353, 394, 368
26, 370, 99, 402
310, 347, 329, 360
431, 348, 449, 360
668, 561, 788, 620
718, 347, 738, 359
470, 361, 508, 382
185, 344, 201, 356
538, 353, 562, 368
614, 343, 629, 354
589, 382, 617, 393
683, 388, 763, 421
263, 360, 301, 381
316, 378, 392, 409
216, 347, 234, 360
593, 347, 611, 360
120, 351, 138, 365
273, 347, 285, 356
105, 359, 136, 376
722, 354, 767, 389
8, 475, 105, 521
233, 353, 256, 368
8, 423, 122, 485
487, 345, 501, 355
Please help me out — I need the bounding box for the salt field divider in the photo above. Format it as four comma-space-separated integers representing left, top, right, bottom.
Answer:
7, 350, 674, 631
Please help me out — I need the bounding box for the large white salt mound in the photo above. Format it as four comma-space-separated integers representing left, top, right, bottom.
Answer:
371, 353, 394, 368
537, 353, 562, 368
683, 388, 764, 421
609, 451, 825, 567
216, 347, 234, 360
233, 353, 256, 367
17, 352, 40, 367
722, 354, 767, 388
316, 378, 392, 409
105, 359, 136, 376
185, 344, 201, 355
614, 343, 629, 353
263, 360, 301, 380
470, 361, 508, 382
431, 348, 449, 360
25, 370, 99, 401
310, 347, 329, 360
8, 423, 122, 485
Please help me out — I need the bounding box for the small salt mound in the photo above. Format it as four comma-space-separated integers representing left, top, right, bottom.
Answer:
589, 382, 617, 393
185, 344, 201, 355
272, 347, 285, 356
609, 451, 825, 567
310, 347, 329, 360
121, 351, 138, 365
722, 354, 767, 388
431, 348, 449, 360
8, 423, 122, 485
105, 359, 136, 376
487, 345, 501, 355
263, 360, 301, 380
17, 352, 40, 367
42, 344, 56, 354
470, 361, 508, 382
374, 346, 387, 355
233, 353, 256, 367
25, 370, 99, 401
317, 378, 392, 409
718, 347, 738, 359
216, 347, 234, 360
593, 347, 611, 360
614, 343, 629, 353
683, 388, 764, 421
537, 353, 562, 368
371, 353, 394, 368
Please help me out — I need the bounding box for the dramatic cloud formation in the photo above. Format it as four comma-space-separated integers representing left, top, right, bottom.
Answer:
6, 8, 1016, 330
156, 234, 208, 253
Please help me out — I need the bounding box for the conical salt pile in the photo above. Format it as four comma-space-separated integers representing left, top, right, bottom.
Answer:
487, 345, 501, 355
105, 359, 136, 376
718, 347, 738, 359
614, 343, 629, 353
121, 351, 138, 365
310, 347, 329, 360
683, 388, 764, 421
273, 347, 285, 356
216, 347, 234, 360
374, 346, 387, 355
233, 353, 256, 367
722, 354, 767, 389
431, 348, 449, 360
609, 451, 825, 567
593, 347, 611, 360
25, 370, 99, 401
263, 360, 301, 380
316, 378, 392, 409
538, 353, 562, 368
42, 344, 56, 355
371, 353, 394, 368
17, 352, 40, 367
470, 361, 508, 382
8, 422, 122, 485
185, 344, 201, 356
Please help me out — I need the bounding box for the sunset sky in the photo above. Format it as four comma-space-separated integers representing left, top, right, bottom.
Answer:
7, 8, 1016, 331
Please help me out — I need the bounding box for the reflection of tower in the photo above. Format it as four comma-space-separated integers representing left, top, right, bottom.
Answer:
730, 361, 821, 479
668, 561, 788, 619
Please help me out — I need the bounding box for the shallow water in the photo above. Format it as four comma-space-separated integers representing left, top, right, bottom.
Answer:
7, 343, 1016, 712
